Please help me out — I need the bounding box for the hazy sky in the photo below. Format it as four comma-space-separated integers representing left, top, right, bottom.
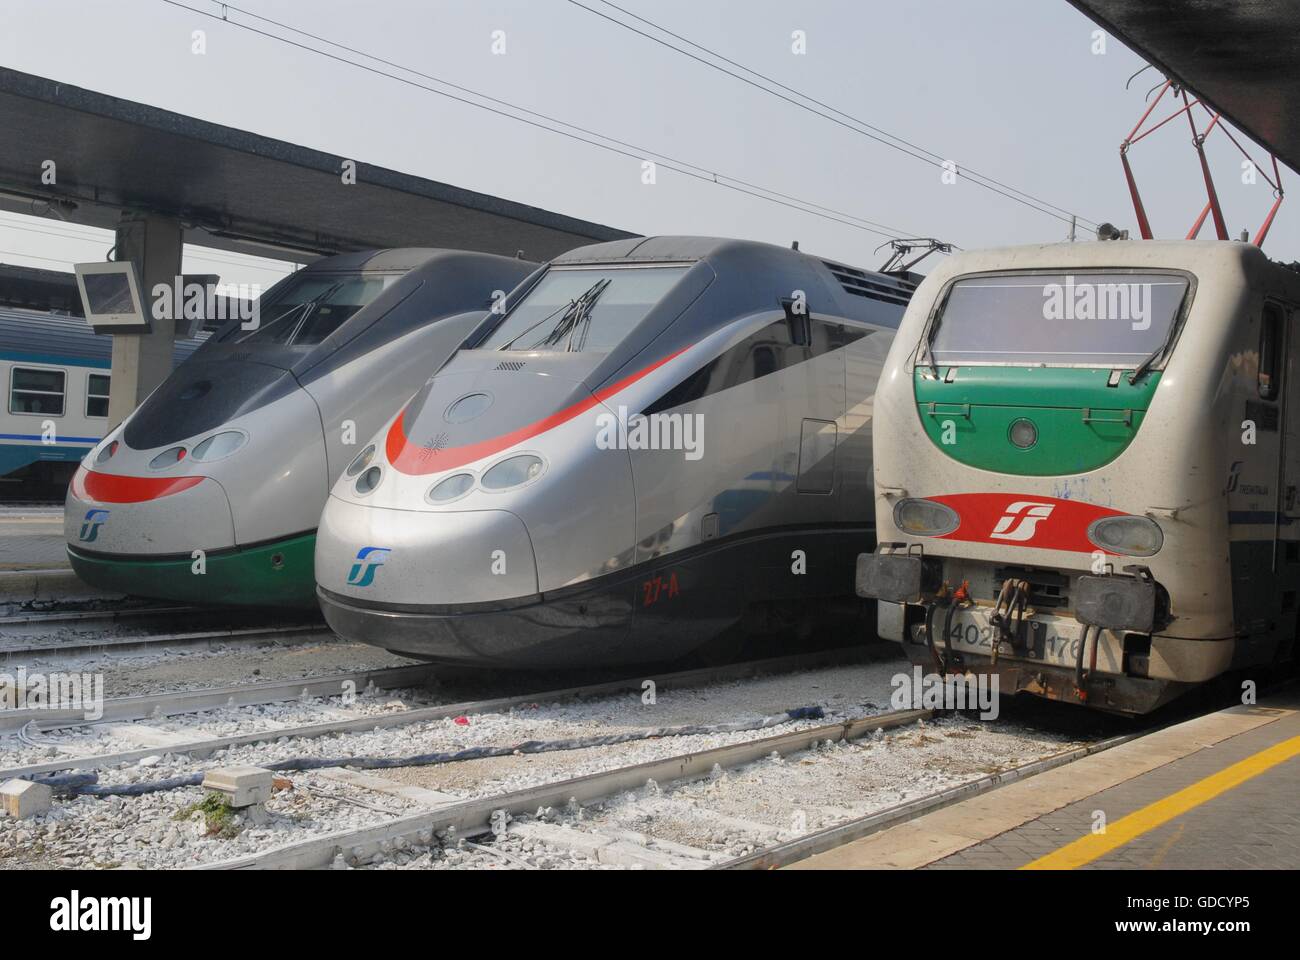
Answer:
1, 0, 1296, 289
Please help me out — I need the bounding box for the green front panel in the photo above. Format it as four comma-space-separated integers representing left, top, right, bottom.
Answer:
914, 366, 1161, 476
68, 532, 318, 608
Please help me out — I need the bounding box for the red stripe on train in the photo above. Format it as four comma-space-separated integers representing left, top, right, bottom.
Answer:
386, 347, 690, 475
72, 468, 206, 504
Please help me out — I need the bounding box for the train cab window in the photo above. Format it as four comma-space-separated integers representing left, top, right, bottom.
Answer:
239, 274, 396, 346
1258, 304, 1282, 400
86, 373, 111, 418
9, 366, 65, 416
928, 272, 1189, 367
481, 265, 688, 353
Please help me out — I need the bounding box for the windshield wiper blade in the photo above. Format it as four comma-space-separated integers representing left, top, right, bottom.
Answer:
567, 277, 611, 352
499, 278, 608, 352
921, 318, 941, 379
241, 281, 344, 343
1128, 348, 1161, 384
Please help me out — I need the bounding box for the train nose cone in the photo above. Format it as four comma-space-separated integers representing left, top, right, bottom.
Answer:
64, 466, 237, 597
315, 499, 539, 605
64, 468, 235, 555
315, 498, 544, 662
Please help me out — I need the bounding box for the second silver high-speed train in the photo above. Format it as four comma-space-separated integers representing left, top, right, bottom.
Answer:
315, 236, 916, 666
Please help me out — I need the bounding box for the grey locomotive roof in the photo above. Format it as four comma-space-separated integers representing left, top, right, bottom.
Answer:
552, 235, 917, 322
302, 248, 524, 273
0, 307, 203, 366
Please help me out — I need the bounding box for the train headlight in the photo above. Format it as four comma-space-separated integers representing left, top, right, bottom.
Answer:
346, 444, 376, 478
482, 454, 545, 491
96, 440, 119, 464
1087, 515, 1163, 557
355, 466, 382, 496
192, 431, 247, 462
1009, 418, 1038, 449
893, 498, 960, 537
427, 473, 475, 503
148, 446, 187, 469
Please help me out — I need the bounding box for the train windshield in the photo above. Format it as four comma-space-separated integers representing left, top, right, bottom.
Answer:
927, 272, 1189, 367
237, 273, 397, 346
480, 265, 688, 352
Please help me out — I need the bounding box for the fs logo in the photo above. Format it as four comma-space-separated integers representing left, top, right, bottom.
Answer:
347, 546, 391, 587
78, 508, 110, 543
989, 501, 1055, 542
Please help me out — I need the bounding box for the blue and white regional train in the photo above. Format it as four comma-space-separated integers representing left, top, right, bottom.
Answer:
314, 236, 917, 667
65, 249, 536, 606
1, 308, 201, 498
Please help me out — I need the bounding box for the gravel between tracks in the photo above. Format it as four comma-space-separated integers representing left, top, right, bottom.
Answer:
0, 657, 1094, 869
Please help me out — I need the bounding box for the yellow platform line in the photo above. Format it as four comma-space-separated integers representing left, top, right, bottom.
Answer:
1022, 734, 1300, 870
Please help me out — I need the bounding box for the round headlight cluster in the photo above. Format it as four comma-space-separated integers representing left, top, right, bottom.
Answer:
424, 454, 547, 503
192, 430, 247, 462
482, 455, 545, 490
893, 498, 960, 537
96, 439, 119, 464
148, 446, 187, 469
346, 444, 376, 478
427, 473, 474, 503
1087, 515, 1163, 557
355, 465, 382, 496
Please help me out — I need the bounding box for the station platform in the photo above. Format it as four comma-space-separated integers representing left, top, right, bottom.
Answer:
0, 509, 68, 570
793, 689, 1300, 870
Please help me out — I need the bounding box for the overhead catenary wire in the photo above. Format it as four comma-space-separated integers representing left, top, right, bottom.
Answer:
568, 0, 1101, 231
157, 0, 932, 243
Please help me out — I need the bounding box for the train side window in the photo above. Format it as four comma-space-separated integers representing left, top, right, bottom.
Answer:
9, 366, 65, 416
1259, 303, 1282, 400
86, 373, 111, 418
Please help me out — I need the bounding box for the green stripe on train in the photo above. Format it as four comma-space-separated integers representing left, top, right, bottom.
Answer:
913, 366, 1161, 476
67, 532, 319, 608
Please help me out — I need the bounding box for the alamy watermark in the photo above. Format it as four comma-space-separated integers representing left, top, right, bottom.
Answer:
0, 668, 105, 721
595, 406, 704, 461
151, 276, 262, 331
1042, 275, 1152, 331
890, 666, 1000, 720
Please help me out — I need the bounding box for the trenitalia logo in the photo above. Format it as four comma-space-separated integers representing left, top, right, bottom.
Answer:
989, 501, 1056, 541
927, 493, 1126, 553
347, 546, 391, 587
78, 508, 110, 543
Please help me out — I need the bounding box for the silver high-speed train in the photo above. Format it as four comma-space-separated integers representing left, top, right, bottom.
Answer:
65, 249, 536, 607
315, 236, 917, 667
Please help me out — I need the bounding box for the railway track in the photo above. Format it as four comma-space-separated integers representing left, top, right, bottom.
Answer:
0, 620, 330, 663
198, 710, 1128, 871
0, 662, 441, 735
0, 645, 1132, 870
0, 648, 875, 782
0, 603, 199, 627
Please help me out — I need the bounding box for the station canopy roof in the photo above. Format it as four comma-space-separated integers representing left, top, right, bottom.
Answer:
1069, 0, 1300, 173
0, 66, 635, 263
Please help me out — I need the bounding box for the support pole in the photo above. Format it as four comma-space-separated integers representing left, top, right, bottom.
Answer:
106, 213, 183, 428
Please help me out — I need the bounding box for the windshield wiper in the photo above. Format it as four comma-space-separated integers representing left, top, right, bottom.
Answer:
500, 278, 609, 352
921, 317, 941, 379
241, 281, 344, 344
567, 277, 611, 352
1128, 337, 1170, 384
